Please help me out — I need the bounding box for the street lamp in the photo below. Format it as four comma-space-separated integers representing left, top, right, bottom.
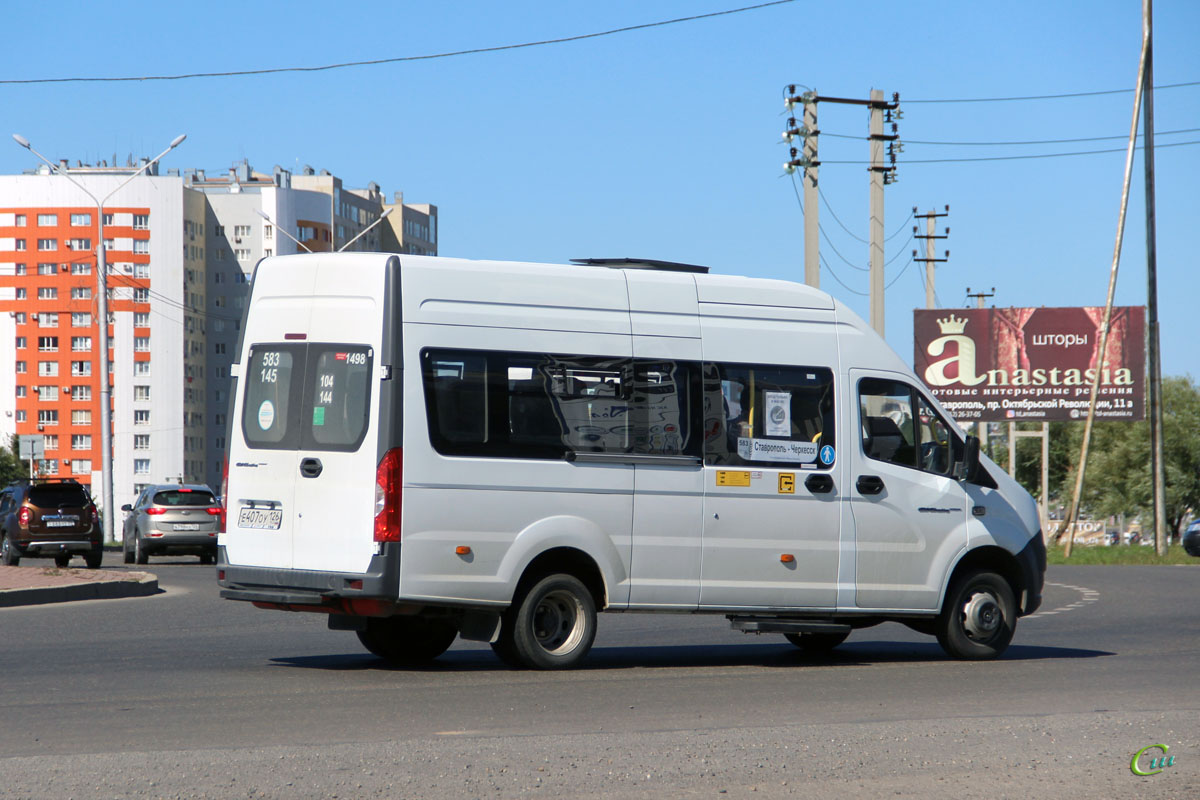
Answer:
338, 206, 392, 252
12, 132, 186, 543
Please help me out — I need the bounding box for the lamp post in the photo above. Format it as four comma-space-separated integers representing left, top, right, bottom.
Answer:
254, 208, 312, 253
338, 207, 391, 252
12, 133, 186, 543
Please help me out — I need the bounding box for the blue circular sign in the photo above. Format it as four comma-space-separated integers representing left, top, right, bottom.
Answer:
819, 445, 836, 465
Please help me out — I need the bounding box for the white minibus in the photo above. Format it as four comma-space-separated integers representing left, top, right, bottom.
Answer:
218, 254, 1045, 669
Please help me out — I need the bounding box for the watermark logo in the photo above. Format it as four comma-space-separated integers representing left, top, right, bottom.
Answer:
1131, 744, 1176, 776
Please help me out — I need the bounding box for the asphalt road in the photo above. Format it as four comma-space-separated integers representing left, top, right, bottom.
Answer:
0, 552, 1196, 799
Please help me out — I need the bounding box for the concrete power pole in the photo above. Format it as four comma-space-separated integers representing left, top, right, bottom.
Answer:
783, 87, 820, 287
913, 206, 949, 308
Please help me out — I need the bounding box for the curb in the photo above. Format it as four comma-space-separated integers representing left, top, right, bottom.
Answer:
0, 573, 159, 608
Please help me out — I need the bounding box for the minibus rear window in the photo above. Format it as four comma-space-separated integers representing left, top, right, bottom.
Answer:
303, 346, 373, 451
242, 345, 303, 450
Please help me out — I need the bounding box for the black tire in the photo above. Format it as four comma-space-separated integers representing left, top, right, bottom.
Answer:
356, 616, 458, 665
936, 569, 1017, 660
1, 534, 18, 566
784, 630, 850, 654
84, 550, 103, 570
501, 573, 597, 670
123, 539, 135, 564
54, 554, 71, 568
134, 533, 149, 565
199, 551, 215, 566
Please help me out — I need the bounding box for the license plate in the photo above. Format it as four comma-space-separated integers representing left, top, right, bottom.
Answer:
45, 520, 75, 528
238, 507, 283, 530
174, 523, 200, 531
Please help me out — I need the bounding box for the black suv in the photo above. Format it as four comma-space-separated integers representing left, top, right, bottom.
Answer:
0, 479, 103, 569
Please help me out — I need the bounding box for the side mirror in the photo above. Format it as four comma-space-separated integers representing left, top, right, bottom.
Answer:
120, 504, 132, 512
956, 435, 981, 482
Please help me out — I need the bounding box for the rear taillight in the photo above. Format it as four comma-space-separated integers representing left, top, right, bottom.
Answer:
205, 507, 221, 516
218, 457, 229, 533
17, 507, 31, 528
373, 447, 403, 543
146, 508, 166, 515
90, 507, 98, 525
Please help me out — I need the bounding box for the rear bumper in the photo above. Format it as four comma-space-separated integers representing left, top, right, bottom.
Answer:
22, 539, 101, 555
143, 531, 218, 551
217, 543, 401, 614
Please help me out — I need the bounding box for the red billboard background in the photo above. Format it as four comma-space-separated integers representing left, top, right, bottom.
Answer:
913, 306, 1145, 423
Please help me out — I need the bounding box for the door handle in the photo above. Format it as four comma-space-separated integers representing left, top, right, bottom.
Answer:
300, 457, 323, 478
805, 473, 834, 494
856, 475, 885, 495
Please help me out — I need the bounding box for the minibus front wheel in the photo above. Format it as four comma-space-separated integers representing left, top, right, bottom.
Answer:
498, 573, 597, 670
936, 569, 1016, 660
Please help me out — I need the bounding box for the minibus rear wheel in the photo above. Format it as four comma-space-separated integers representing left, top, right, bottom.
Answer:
503, 573, 597, 670
936, 569, 1016, 660
356, 616, 458, 665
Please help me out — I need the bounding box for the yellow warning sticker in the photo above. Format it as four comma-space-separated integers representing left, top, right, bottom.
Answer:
778, 473, 796, 494
716, 470, 752, 487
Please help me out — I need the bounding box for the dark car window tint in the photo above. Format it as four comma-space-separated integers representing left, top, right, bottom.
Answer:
242, 345, 303, 450
303, 346, 373, 451
29, 484, 90, 507
152, 489, 217, 506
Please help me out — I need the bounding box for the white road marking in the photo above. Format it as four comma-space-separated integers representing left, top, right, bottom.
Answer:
1024, 582, 1099, 620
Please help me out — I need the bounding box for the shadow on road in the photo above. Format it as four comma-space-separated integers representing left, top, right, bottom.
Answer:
269, 639, 1113, 673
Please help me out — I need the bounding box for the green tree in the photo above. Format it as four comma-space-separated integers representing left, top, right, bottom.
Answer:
1063, 376, 1200, 537
0, 434, 28, 486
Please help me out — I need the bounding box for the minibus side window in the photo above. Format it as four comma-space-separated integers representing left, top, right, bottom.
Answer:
702, 362, 836, 469
858, 379, 956, 476
421, 348, 703, 460
242, 345, 303, 450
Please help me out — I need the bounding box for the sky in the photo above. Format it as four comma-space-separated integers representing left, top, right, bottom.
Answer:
2, 0, 1197, 378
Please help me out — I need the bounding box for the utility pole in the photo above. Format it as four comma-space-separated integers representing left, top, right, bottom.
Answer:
913, 206, 949, 308
1143, 0, 1167, 555
966, 287, 995, 459
786, 89, 900, 333
783, 86, 820, 287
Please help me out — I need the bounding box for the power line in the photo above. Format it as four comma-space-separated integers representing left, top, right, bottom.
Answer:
818, 138, 1199, 165
819, 127, 1200, 146
0, 1, 796, 85
904, 80, 1200, 103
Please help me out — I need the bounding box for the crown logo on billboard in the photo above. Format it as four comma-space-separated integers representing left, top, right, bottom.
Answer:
936, 314, 968, 334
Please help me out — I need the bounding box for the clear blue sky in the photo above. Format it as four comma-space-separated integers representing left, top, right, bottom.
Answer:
3, 1, 1197, 378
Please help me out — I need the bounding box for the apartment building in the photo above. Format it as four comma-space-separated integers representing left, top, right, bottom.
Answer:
0, 157, 437, 527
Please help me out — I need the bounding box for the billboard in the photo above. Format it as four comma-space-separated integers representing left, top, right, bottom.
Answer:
914, 306, 1145, 422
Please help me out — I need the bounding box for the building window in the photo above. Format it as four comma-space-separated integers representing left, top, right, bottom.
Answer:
134, 385, 150, 401
71, 459, 91, 474
15, 361, 26, 374
234, 225, 251, 238
38, 459, 58, 475
37, 214, 57, 226
102, 213, 113, 226
37, 336, 58, 352
37, 287, 57, 300
37, 409, 58, 426
38, 385, 58, 401
215, 225, 225, 237
134, 312, 149, 327
133, 288, 149, 302
15, 288, 26, 300
134, 409, 150, 426
71, 385, 91, 401
264, 225, 273, 240
134, 337, 150, 352
214, 342, 226, 355
15, 386, 26, 398
38, 313, 58, 328
132, 240, 149, 254
15, 410, 25, 423
13, 263, 27, 275
68, 238, 91, 251
37, 262, 56, 275
38, 361, 58, 377
42, 435, 59, 451
71, 313, 91, 328
72, 409, 91, 425
133, 214, 150, 230
133, 458, 150, 475
15, 337, 25, 349
71, 262, 91, 275
36, 239, 56, 251
71, 434, 92, 450
70, 287, 92, 300
71, 336, 91, 351
70, 213, 91, 226
133, 264, 149, 278
134, 434, 150, 450
235, 249, 251, 261
70, 361, 90, 376
264, 249, 273, 258
134, 361, 150, 376
14, 214, 26, 226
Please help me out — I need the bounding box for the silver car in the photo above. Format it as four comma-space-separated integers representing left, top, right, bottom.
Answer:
122, 484, 221, 565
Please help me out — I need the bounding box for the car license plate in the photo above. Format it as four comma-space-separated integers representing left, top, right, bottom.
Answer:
45, 520, 75, 528
238, 507, 282, 530
174, 523, 200, 531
